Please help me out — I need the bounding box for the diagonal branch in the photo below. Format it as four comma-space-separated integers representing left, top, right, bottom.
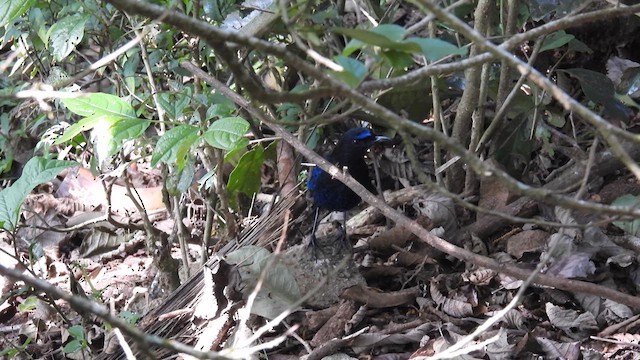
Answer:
187, 63, 640, 309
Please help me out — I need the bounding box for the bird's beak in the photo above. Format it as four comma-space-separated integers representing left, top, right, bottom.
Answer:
374, 135, 391, 143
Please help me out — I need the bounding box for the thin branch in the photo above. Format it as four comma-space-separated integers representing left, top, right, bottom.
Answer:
0, 264, 232, 360
191, 65, 640, 309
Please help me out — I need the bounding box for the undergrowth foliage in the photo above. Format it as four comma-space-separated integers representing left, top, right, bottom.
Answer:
1, 0, 640, 358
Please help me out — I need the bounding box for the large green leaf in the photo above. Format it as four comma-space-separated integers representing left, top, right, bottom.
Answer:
97, 118, 152, 162
62, 93, 136, 119
612, 195, 640, 236
110, 118, 151, 142
54, 114, 106, 144
331, 56, 367, 88
0, 0, 36, 27
338, 24, 419, 56
48, 15, 88, 61
151, 125, 200, 169
204, 117, 250, 150
337, 24, 466, 63
0, 157, 75, 230
55, 116, 150, 162
59, 94, 148, 163
404, 37, 468, 61
227, 145, 264, 209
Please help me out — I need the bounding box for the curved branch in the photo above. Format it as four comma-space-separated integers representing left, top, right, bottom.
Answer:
0, 264, 231, 359
201, 69, 640, 309
112, 0, 640, 223
359, 3, 640, 91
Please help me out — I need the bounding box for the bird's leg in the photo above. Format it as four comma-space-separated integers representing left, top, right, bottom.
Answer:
340, 211, 349, 248
309, 206, 320, 254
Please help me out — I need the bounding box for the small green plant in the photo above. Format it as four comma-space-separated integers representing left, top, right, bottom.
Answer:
0, 337, 32, 358
62, 325, 88, 354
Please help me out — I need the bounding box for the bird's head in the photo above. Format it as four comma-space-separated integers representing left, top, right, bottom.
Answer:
337, 128, 390, 154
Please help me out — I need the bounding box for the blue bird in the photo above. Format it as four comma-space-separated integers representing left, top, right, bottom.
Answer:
307, 127, 389, 247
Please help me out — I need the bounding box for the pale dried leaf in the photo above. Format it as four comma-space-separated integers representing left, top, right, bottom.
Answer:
611, 333, 640, 342
554, 208, 581, 241
226, 245, 301, 319
462, 268, 496, 286
602, 333, 640, 356
78, 228, 134, 258
545, 302, 598, 338
430, 280, 473, 318
349, 323, 433, 353
606, 253, 634, 267
546, 252, 595, 279
547, 233, 575, 258
607, 56, 640, 86
486, 329, 514, 360
574, 293, 602, 321
496, 273, 523, 290
600, 299, 633, 325
501, 309, 526, 330
536, 337, 580, 360
469, 233, 488, 256
411, 193, 457, 234
33, 299, 57, 321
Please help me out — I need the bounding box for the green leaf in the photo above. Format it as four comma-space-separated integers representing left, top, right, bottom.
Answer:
0, 347, 19, 357
63, 339, 83, 353
17, 296, 38, 311
404, 37, 468, 61
92, 117, 126, 162
562, 68, 632, 121
369, 24, 406, 42
381, 50, 414, 69
546, 111, 566, 128
110, 118, 151, 142
119, 310, 140, 324
48, 15, 87, 61
567, 38, 592, 54
157, 91, 192, 120
227, 145, 264, 209
540, 31, 574, 53
206, 102, 236, 120
54, 115, 106, 144
67, 325, 85, 340
62, 93, 136, 119
337, 25, 419, 56
166, 155, 196, 195
612, 195, 640, 236
91, 118, 151, 162
331, 56, 367, 88
0, 157, 75, 230
204, 117, 250, 150
119, 310, 141, 325
59, 94, 147, 161
151, 125, 200, 168
0, 0, 36, 28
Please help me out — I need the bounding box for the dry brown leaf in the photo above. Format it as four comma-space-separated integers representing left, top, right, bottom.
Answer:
506, 230, 549, 259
